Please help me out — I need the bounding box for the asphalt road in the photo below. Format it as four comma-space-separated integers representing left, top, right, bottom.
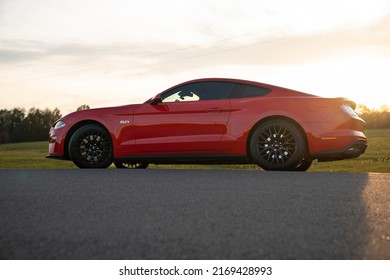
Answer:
1, 169, 389, 260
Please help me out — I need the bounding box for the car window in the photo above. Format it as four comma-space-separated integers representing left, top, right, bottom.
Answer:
230, 84, 271, 99
161, 82, 235, 103
161, 90, 201, 102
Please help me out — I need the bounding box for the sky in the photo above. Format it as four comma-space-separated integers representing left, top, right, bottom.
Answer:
1, 0, 390, 114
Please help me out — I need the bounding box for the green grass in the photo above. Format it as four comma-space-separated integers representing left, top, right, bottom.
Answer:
0, 141, 76, 169
0, 129, 389, 172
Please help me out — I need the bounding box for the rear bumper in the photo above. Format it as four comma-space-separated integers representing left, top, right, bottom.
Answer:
312, 139, 368, 162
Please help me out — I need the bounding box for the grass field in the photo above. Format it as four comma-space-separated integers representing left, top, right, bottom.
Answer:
0, 129, 389, 172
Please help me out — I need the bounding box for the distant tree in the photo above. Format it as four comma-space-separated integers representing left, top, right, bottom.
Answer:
77, 104, 90, 111
24, 107, 62, 141
380, 104, 389, 113
356, 104, 371, 115
357, 104, 390, 129
0, 109, 12, 143
51, 108, 62, 122
0, 107, 61, 144
0, 108, 26, 143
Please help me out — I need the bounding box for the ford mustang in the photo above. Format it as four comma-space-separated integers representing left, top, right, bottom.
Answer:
47, 78, 367, 171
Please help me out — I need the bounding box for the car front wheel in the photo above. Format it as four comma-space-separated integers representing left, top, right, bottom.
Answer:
250, 119, 307, 171
68, 124, 113, 168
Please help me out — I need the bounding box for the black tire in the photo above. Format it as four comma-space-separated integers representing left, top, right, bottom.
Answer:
250, 119, 306, 171
68, 124, 113, 168
114, 162, 149, 169
294, 158, 312, 171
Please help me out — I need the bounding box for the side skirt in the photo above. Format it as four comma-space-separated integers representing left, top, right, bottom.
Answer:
115, 154, 252, 165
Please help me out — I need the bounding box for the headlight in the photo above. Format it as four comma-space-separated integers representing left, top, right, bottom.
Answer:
342, 104, 358, 117
54, 120, 66, 129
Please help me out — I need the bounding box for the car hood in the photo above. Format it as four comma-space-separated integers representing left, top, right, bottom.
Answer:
59, 104, 141, 124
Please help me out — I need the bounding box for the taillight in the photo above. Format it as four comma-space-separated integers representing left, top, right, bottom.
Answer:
341, 104, 359, 118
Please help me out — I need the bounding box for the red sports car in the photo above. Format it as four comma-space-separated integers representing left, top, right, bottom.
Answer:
47, 78, 367, 171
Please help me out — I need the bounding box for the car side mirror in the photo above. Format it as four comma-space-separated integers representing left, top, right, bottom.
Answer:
150, 97, 162, 105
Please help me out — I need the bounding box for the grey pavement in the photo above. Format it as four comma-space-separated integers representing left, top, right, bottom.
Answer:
0, 169, 389, 259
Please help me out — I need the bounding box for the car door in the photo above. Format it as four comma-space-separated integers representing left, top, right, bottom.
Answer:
134, 81, 236, 154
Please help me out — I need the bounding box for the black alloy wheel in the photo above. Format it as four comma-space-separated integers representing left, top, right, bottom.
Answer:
250, 119, 307, 171
68, 124, 113, 168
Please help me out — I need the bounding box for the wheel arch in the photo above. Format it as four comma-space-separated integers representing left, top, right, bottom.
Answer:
246, 115, 310, 160
64, 120, 111, 160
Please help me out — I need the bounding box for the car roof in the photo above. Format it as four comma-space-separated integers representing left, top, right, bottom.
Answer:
165, 78, 271, 90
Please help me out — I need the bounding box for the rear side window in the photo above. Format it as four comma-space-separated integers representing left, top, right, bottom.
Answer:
230, 84, 271, 99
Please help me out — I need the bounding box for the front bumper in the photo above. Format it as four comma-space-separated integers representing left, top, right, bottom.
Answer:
47, 126, 67, 159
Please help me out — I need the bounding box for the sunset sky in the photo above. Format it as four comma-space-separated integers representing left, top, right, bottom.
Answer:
1, 0, 390, 114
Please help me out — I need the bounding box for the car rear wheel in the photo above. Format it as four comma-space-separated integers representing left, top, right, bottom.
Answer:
250, 119, 306, 171
68, 124, 113, 168
114, 162, 149, 169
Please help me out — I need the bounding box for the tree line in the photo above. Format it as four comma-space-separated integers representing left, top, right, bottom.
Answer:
356, 104, 390, 129
0, 105, 89, 144
0, 107, 61, 144
0, 104, 389, 144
